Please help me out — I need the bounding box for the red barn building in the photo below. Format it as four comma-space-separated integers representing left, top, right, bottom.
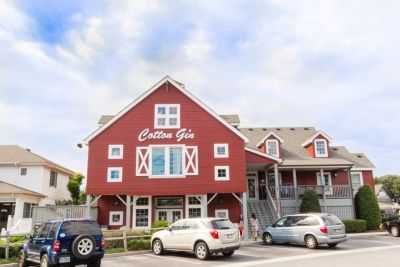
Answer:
83, 76, 375, 234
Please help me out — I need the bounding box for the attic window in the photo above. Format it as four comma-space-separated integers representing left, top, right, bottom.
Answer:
266, 139, 279, 157
314, 139, 328, 157
154, 104, 180, 129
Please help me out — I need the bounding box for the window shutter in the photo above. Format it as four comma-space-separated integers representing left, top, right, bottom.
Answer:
136, 147, 150, 176
184, 146, 198, 175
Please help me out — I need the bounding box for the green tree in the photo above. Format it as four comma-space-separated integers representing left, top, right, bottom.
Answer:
355, 185, 381, 230
67, 173, 85, 205
300, 189, 321, 213
375, 175, 400, 200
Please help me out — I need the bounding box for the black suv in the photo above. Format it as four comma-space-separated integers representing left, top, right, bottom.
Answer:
387, 218, 400, 237
19, 218, 105, 267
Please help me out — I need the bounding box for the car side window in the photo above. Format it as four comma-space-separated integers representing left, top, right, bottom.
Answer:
32, 225, 43, 238
49, 222, 61, 239
183, 221, 199, 230
275, 217, 288, 227
170, 221, 184, 231
290, 216, 308, 226
38, 223, 52, 239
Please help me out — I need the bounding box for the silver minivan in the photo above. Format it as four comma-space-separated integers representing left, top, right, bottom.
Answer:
262, 213, 347, 249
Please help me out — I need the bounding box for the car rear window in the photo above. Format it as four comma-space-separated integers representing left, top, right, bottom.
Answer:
60, 220, 102, 236
202, 219, 235, 230
321, 215, 343, 226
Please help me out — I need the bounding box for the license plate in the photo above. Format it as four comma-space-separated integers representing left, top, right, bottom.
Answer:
226, 234, 233, 239
334, 229, 341, 233
59, 257, 70, 263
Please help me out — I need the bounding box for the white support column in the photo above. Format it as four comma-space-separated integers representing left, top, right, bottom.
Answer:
126, 196, 131, 229
320, 168, 325, 201
242, 192, 249, 240
274, 163, 281, 217
85, 195, 91, 217
293, 168, 298, 201
202, 195, 208, 217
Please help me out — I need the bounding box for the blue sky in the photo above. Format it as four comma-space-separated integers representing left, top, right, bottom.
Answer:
1, 0, 399, 178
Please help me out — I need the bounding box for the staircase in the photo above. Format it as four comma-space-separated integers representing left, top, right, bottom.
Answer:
247, 199, 277, 237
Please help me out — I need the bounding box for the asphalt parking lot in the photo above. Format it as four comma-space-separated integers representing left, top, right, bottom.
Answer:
99, 233, 400, 267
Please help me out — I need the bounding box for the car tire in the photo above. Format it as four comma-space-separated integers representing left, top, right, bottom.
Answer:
87, 259, 101, 267
328, 243, 338, 248
263, 233, 273, 245
195, 242, 210, 260
71, 235, 96, 260
152, 239, 164, 255
305, 235, 318, 249
390, 226, 399, 237
18, 249, 30, 267
222, 251, 234, 257
40, 254, 52, 267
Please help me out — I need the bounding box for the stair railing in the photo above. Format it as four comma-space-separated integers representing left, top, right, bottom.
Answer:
266, 187, 279, 222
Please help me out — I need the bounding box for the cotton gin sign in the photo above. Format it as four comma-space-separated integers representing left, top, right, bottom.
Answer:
138, 128, 195, 142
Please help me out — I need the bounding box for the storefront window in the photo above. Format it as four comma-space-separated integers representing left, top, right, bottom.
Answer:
136, 209, 149, 227
188, 208, 201, 218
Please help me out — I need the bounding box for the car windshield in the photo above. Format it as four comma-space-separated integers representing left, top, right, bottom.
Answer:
202, 219, 235, 230
321, 215, 342, 226
60, 220, 102, 236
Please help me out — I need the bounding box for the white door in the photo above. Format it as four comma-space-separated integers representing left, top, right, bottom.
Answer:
155, 209, 182, 224
247, 172, 259, 200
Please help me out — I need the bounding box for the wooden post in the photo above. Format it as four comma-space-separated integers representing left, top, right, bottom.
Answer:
126, 196, 131, 229
293, 168, 298, 201
242, 192, 249, 240
5, 231, 9, 260
123, 230, 128, 252
320, 169, 325, 201
274, 163, 281, 217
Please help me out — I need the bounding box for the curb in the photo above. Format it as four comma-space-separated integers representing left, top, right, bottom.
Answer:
0, 264, 16, 267
347, 231, 388, 238
105, 250, 152, 258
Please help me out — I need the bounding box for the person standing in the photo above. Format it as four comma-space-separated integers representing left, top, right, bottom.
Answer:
239, 214, 245, 240
250, 212, 259, 241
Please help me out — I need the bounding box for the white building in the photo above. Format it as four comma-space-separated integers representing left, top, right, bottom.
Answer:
0, 145, 74, 233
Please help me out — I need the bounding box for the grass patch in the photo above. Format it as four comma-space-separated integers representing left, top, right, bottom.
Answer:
0, 257, 18, 264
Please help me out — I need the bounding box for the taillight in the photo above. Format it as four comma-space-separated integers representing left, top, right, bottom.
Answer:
320, 227, 328, 234
210, 230, 219, 239
52, 240, 61, 253
100, 237, 106, 249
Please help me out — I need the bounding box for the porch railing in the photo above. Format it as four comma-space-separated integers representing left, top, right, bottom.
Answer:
269, 186, 296, 200
270, 185, 352, 200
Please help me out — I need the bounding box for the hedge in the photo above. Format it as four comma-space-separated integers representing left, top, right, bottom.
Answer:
355, 185, 381, 230
0, 245, 20, 258
342, 220, 367, 233
127, 239, 151, 250
300, 189, 321, 213
152, 221, 170, 228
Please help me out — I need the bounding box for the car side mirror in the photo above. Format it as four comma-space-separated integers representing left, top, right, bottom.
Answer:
25, 234, 31, 240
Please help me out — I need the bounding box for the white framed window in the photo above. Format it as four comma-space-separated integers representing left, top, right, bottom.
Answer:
316, 172, 332, 194
108, 145, 124, 159
215, 166, 230, 181
266, 139, 279, 157
154, 104, 180, 129
109, 211, 123, 226
49, 171, 57, 187
215, 209, 229, 219
351, 172, 364, 191
185, 195, 205, 218
214, 144, 229, 158
107, 167, 123, 182
314, 139, 328, 157
149, 145, 184, 178
133, 196, 152, 229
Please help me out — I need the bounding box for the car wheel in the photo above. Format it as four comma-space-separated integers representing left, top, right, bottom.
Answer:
263, 233, 273, 245
222, 251, 234, 257
328, 243, 338, 248
390, 226, 399, 237
195, 242, 210, 260
71, 235, 96, 260
305, 235, 318, 249
40, 254, 52, 267
152, 239, 164, 255
18, 249, 30, 267
87, 259, 101, 267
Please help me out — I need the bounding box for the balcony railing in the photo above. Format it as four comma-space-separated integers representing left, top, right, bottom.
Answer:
269, 185, 352, 200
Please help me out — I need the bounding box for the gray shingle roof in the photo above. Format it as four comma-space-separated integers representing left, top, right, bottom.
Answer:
98, 115, 114, 125
220, 115, 240, 125
239, 127, 374, 168
0, 145, 75, 175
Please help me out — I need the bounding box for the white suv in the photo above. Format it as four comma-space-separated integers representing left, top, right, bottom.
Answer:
151, 218, 240, 260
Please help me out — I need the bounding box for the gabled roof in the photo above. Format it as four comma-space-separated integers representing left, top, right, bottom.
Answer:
83, 76, 249, 144
245, 147, 282, 163
98, 115, 114, 125
0, 145, 75, 175
375, 184, 394, 198
331, 146, 375, 169
0, 180, 46, 197
301, 131, 332, 147
220, 115, 240, 126
256, 131, 284, 147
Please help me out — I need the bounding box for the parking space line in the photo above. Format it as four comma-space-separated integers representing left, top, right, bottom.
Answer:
145, 253, 203, 265
249, 244, 311, 252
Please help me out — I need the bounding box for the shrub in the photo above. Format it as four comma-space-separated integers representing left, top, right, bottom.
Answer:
355, 185, 382, 230
300, 189, 321, 213
0, 245, 20, 258
9, 236, 26, 243
342, 220, 367, 233
127, 239, 151, 250
152, 221, 170, 229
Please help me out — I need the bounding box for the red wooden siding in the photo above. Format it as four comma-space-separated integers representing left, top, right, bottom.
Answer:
207, 193, 242, 224
362, 170, 375, 192
245, 150, 276, 165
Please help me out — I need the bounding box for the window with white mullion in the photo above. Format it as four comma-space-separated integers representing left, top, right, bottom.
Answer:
155, 104, 180, 129
266, 139, 279, 157
314, 139, 328, 157
150, 146, 184, 177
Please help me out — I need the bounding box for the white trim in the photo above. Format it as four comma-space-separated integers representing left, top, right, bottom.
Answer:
214, 144, 229, 158
83, 76, 249, 144
136, 147, 150, 176
314, 139, 328, 157
214, 166, 230, 181
245, 147, 282, 162
107, 167, 123, 182
109, 211, 123, 226
350, 171, 364, 188
266, 139, 280, 158
154, 104, 181, 129
351, 167, 375, 171
316, 172, 333, 195
302, 131, 332, 147
148, 144, 186, 178
108, 145, 124, 159
256, 131, 284, 147
215, 209, 229, 219
132, 196, 152, 229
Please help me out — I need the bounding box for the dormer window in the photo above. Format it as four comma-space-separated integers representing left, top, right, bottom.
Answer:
154, 104, 180, 129
314, 139, 328, 157
266, 139, 279, 157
